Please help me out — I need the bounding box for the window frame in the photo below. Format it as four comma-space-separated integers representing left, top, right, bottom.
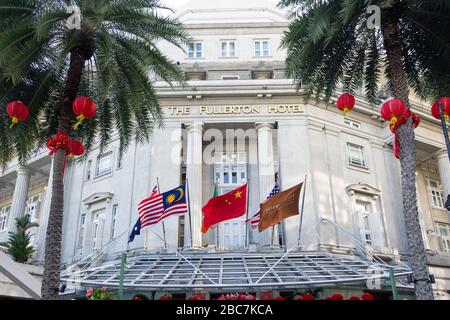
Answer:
344, 118, 361, 129
254, 39, 270, 57
187, 41, 203, 59
78, 213, 86, 249
436, 222, 450, 253
220, 40, 237, 58
111, 205, 119, 240
95, 152, 113, 178
346, 142, 367, 168
85, 160, 92, 181
0, 205, 10, 232
427, 179, 445, 209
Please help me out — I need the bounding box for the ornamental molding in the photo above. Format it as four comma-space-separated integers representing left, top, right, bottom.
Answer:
346, 183, 381, 199
82, 192, 114, 207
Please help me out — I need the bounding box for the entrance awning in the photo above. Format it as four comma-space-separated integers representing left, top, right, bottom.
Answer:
61, 250, 412, 291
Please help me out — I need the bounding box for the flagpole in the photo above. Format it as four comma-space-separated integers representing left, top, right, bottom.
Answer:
186, 178, 194, 249
214, 180, 219, 251
297, 174, 308, 247
156, 177, 168, 251
244, 178, 250, 249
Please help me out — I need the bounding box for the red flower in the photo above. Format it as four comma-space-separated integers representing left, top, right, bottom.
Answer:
349, 296, 360, 300
361, 293, 374, 301
301, 293, 315, 300
132, 297, 143, 300
159, 295, 172, 300
273, 296, 286, 300
330, 294, 344, 300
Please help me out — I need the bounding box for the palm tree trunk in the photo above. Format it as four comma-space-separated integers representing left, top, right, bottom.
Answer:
381, 14, 434, 300
41, 49, 86, 300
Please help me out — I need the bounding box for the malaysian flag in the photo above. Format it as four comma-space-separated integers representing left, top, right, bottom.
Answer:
137, 184, 188, 229
246, 182, 280, 229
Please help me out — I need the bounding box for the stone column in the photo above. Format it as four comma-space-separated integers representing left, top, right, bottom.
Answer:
8, 167, 31, 233
437, 152, 450, 200
185, 122, 204, 249
256, 123, 278, 248
437, 152, 450, 219
36, 160, 53, 262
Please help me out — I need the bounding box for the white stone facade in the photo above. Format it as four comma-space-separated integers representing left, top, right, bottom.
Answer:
0, 0, 449, 299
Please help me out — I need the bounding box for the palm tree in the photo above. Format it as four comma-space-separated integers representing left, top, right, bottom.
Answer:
0, 0, 187, 299
4, 214, 39, 263
279, 0, 450, 300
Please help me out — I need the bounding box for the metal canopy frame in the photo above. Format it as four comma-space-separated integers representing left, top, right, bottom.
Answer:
62, 250, 412, 291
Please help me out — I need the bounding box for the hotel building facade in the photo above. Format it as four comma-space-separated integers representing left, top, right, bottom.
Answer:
0, 0, 449, 299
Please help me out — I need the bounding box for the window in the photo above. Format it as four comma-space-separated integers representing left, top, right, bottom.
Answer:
187, 41, 203, 58
436, 223, 450, 253
0, 205, 10, 232
111, 205, 118, 239
96, 153, 112, 177
92, 210, 105, 250
221, 75, 239, 80
347, 143, 366, 167
116, 152, 123, 170
428, 179, 445, 208
178, 216, 185, 249
78, 214, 86, 248
26, 194, 41, 221
255, 40, 269, 57
344, 119, 361, 129
355, 201, 372, 245
86, 160, 92, 180
221, 41, 236, 57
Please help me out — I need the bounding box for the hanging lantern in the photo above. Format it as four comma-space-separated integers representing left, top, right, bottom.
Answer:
380, 98, 407, 127
72, 96, 96, 129
431, 97, 450, 123
46, 132, 70, 156
336, 93, 355, 114
67, 139, 85, 158
6, 101, 29, 128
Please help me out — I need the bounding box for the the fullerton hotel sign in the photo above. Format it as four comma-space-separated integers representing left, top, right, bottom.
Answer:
167, 104, 305, 116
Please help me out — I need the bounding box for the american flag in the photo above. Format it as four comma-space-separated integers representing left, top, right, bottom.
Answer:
137, 184, 188, 229
246, 182, 280, 229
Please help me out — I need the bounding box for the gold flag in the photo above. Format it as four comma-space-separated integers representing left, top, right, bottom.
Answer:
258, 182, 303, 232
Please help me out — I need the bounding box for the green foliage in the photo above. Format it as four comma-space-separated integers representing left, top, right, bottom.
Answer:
279, 0, 450, 104
0, 0, 188, 166
5, 214, 39, 263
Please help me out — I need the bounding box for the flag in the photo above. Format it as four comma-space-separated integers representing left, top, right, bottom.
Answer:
149, 185, 158, 197
128, 185, 158, 243
201, 184, 247, 233
128, 218, 141, 243
246, 182, 280, 229
138, 184, 188, 228
258, 182, 303, 232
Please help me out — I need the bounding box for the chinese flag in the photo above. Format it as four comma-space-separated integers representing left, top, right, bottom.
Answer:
201, 184, 247, 233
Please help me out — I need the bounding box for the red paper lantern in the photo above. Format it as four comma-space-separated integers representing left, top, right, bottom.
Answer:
67, 139, 85, 158
431, 97, 450, 122
380, 98, 407, 126
6, 101, 29, 128
72, 96, 96, 129
336, 93, 355, 114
